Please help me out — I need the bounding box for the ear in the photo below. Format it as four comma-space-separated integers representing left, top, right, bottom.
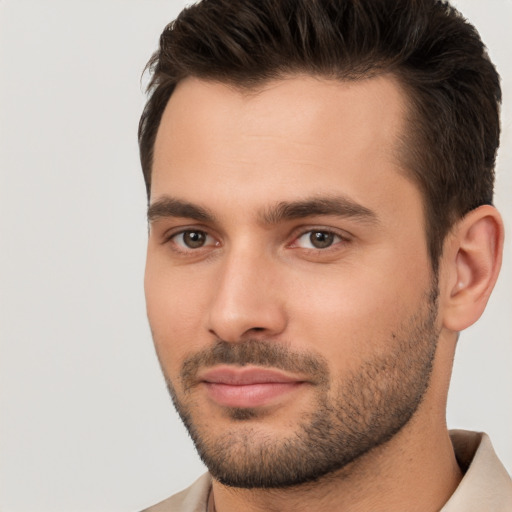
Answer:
440, 205, 504, 332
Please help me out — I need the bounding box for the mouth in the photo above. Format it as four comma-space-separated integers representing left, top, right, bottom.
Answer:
198, 366, 307, 408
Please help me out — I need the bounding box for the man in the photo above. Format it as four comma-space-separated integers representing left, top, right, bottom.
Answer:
139, 0, 511, 510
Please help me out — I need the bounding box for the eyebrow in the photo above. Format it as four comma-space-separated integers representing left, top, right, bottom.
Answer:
147, 195, 378, 226
147, 197, 216, 223
260, 196, 379, 225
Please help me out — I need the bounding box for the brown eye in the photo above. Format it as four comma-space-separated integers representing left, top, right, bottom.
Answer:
172, 230, 211, 249
309, 231, 335, 248
294, 230, 342, 250
183, 231, 206, 248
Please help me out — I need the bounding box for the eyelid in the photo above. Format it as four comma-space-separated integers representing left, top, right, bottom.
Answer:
162, 225, 220, 252
158, 223, 351, 253
288, 226, 351, 250
161, 223, 212, 241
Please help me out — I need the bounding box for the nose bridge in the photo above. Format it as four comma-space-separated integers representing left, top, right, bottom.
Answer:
207, 241, 286, 342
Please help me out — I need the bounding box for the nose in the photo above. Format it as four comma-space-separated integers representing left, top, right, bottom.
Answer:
206, 248, 287, 342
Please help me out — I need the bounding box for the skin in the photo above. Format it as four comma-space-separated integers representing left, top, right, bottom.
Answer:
145, 75, 503, 511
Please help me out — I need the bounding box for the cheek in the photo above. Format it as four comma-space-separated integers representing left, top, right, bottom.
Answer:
287, 254, 431, 367
144, 255, 211, 374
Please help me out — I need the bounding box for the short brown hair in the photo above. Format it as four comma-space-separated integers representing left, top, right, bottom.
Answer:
138, 0, 501, 270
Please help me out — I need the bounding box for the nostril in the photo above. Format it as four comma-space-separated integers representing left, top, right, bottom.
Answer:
244, 327, 267, 337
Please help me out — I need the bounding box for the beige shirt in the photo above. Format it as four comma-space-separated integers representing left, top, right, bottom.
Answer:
142, 430, 512, 512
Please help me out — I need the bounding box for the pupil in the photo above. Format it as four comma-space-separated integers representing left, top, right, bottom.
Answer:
184, 231, 205, 248
310, 231, 333, 248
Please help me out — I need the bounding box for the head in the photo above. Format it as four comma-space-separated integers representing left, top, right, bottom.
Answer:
141, 0, 503, 489
139, 0, 501, 272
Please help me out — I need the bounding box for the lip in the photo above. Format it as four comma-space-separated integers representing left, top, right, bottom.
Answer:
199, 366, 306, 408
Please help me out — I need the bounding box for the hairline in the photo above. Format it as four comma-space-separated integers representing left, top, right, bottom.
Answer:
146, 69, 440, 273
148, 69, 421, 195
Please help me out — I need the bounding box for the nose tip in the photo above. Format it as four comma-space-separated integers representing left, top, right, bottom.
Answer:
208, 298, 287, 343
206, 257, 287, 343
208, 323, 272, 344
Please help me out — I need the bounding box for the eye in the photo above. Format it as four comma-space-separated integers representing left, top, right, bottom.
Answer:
294, 230, 342, 249
171, 230, 216, 250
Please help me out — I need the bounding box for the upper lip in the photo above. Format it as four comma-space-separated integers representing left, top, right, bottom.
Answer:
198, 366, 305, 385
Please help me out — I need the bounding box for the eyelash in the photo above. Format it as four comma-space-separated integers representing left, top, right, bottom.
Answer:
289, 229, 346, 251
164, 229, 218, 254
163, 227, 349, 254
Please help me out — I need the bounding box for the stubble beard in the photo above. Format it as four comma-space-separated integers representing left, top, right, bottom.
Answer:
161, 283, 440, 489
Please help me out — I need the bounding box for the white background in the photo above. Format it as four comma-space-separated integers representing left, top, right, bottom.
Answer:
0, 1, 510, 511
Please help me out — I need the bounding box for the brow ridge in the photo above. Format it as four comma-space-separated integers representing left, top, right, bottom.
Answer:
147, 197, 215, 223
260, 196, 378, 225
147, 195, 378, 226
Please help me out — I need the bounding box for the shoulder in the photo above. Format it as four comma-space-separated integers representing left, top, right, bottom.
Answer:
442, 430, 512, 511
141, 473, 212, 512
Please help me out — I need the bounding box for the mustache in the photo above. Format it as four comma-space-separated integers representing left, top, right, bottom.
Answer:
180, 339, 330, 390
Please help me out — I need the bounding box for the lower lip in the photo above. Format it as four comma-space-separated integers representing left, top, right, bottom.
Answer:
204, 382, 303, 408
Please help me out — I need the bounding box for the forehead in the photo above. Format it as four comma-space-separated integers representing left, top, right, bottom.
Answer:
151, 74, 412, 214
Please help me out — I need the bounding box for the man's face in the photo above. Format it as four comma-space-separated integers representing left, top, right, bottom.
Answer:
145, 75, 440, 487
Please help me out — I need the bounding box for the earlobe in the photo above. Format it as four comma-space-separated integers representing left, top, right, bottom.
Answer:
442, 205, 504, 332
